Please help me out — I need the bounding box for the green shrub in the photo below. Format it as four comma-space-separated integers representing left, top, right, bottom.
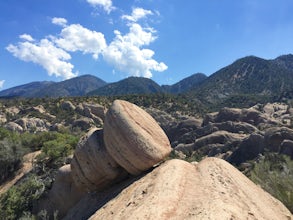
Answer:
0, 175, 44, 220
249, 153, 293, 213
36, 132, 79, 168
0, 128, 24, 184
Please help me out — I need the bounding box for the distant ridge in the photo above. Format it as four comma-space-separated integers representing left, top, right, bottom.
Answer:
1, 54, 293, 102
189, 54, 293, 105
0, 75, 107, 98
34, 75, 107, 97
0, 81, 55, 98
162, 73, 207, 94
88, 77, 164, 96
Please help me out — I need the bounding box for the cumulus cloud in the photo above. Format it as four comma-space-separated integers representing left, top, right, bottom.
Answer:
54, 24, 107, 59
19, 34, 34, 42
103, 23, 167, 78
6, 38, 77, 79
0, 80, 5, 89
52, 17, 68, 27
86, 0, 115, 14
7, 6, 167, 80
122, 7, 153, 22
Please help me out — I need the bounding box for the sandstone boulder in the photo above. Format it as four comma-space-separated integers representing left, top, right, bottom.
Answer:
280, 139, 293, 159
146, 107, 177, 133
174, 131, 246, 156
84, 158, 292, 220
60, 101, 76, 111
5, 106, 20, 116
0, 114, 7, 124
15, 117, 50, 132
36, 165, 85, 218
193, 130, 246, 150
104, 100, 171, 175
264, 127, 293, 152
82, 103, 106, 121
4, 122, 23, 132
71, 128, 127, 191
167, 117, 202, 143
216, 107, 268, 126
228, 133, 265, 165
73, 117, 95, 130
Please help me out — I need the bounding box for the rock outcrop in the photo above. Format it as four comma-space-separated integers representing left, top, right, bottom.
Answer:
71, 128, 127, 192
30, 100, 293, 219
14, 117, 50, 132
36, 165, 85, 218
38, 100, 171, 218
104, 100, 171, 175
171, 103, 293, 161
69, 158, 291, 220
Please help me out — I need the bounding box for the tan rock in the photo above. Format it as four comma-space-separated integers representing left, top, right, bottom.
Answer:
4, 122, 23, 132
60, 101, 76, 111
83, 103, 106, 120
71, 128, 127, 191
89, 158, 292, 220
36, 165, 84, 219
104, 100, 171, 175
0, 113, 7, 124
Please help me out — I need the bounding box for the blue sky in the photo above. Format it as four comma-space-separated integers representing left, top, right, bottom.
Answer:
1, 0, 293, 90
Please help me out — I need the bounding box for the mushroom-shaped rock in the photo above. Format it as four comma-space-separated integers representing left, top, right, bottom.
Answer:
104, 100, 171, 175
71, 128, 127, 191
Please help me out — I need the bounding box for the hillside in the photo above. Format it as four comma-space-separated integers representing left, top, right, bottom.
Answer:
162, 73, 207, 94
1, 54, 293, 107
0, 75, 107, 98
190, 55, 293, 106
0, 81, 54, 98
88, 77, 164, 96
35, 75, 107, 97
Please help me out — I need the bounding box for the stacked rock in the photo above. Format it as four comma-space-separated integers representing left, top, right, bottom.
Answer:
71, 128, 127, 192
104, 100, 172, 175
39, 100, 171, 218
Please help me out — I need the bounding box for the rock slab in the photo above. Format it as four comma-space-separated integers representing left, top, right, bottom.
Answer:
89, 158, 292, 220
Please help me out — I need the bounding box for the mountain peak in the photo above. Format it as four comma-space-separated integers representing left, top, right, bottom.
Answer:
88, 76, 163, 96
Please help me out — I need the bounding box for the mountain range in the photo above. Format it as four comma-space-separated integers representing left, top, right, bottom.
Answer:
1, 54, 293, 105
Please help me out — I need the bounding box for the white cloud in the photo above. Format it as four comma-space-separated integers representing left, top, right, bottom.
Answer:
19, 34, 34, 42
6, 38, 77, 79
7, 6, 167, 81
122, 7, 153, 22
54, 24, 107, 59
103, 23, 167, 78
86, 0, 115, 14
0, 80, 5, 89
52, 17, 68, 27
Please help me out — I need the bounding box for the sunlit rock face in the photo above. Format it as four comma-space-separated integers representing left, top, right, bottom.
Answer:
104, 100, 172, 175
71, 128, 127, 192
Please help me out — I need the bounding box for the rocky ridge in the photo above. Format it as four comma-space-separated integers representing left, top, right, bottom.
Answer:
153, 102, 293, 164
1, 98, 293, 217
35, 100, 292, 219
36, 100, 172, 218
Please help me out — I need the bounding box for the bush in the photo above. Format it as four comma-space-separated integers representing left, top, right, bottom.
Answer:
249, 153, 293, 213
36, 132, 79, 169
0, 128, 24, 184
0, 175, 44, 220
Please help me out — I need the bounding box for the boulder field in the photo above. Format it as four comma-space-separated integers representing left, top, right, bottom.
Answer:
36, 100, 292, 219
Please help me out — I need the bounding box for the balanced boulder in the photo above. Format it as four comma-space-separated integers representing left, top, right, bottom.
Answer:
104, 100, 171, 175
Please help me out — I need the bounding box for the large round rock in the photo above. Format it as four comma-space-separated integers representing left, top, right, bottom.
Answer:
104, 100, 171, 175
71, 128, 126, 191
